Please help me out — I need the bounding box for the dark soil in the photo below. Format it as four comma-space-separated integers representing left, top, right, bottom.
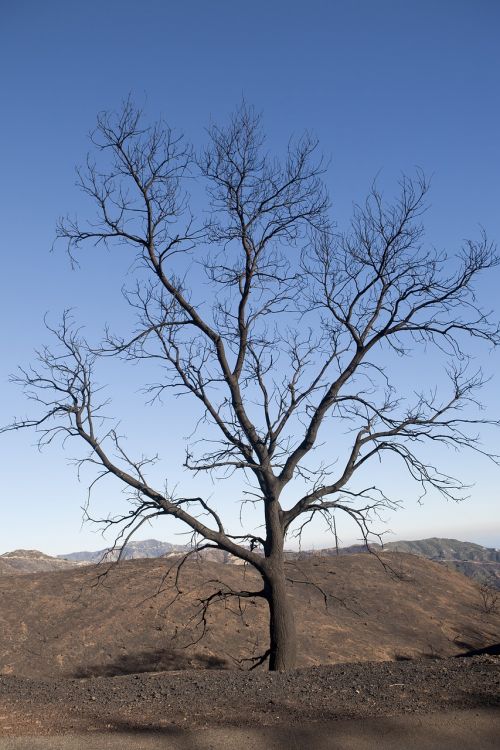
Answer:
0, 655, 498, 735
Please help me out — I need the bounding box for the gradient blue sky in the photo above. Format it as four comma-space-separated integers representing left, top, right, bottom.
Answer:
1, 0, 499, 555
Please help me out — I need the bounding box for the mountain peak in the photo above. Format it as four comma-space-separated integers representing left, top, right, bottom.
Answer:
1, 550, 54, 560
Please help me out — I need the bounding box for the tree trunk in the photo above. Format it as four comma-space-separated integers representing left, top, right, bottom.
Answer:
264, 566, 297, 671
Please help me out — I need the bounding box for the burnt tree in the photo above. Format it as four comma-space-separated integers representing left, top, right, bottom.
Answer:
3, 101, 499, 670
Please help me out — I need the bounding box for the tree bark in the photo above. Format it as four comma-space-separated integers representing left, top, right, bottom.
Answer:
264, 566, 297, 671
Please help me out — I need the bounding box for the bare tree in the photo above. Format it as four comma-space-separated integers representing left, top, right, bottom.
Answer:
3, 101, 499, 671
477, 577, 499, 616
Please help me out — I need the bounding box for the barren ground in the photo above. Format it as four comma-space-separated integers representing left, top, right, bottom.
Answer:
0, 553, 499, 745
1, 553, 499, 679
0, 655, 498, 736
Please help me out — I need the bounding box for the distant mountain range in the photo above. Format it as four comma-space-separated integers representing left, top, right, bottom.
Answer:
384, 538, 500, 562
297, 537, 500, 588
1, 537, 498, 587
295, 537, 500, 562
58, 539, 188, 564
389, 538, 500, 587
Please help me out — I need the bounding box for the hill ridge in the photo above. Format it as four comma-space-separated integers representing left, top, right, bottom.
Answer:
1, 537, 499, 587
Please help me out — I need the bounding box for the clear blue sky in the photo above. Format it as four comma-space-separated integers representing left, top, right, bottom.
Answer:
0, 0, 499, 555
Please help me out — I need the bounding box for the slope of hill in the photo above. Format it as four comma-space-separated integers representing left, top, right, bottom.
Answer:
382, 539, 500, 588
0, 550, 80, 575
0, 553, 498, 679
384, 538, 499, 562
286, 537, 500, 588
288, 537, 498, 561
3, 536, 499, 588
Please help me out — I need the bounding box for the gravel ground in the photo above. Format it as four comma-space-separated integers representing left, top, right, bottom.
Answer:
0, 655, 498, 735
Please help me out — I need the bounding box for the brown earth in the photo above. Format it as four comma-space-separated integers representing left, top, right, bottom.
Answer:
0, 551, 80, 576
0, 553, 499, 679
0, 553, 499, 741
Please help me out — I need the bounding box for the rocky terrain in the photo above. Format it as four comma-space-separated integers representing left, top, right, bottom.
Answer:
0, 655, 498, 736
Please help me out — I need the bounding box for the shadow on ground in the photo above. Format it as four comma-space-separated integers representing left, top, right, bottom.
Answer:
6, 710, 496, 750
456, 642, 500, 657
74, 649, 227, 677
